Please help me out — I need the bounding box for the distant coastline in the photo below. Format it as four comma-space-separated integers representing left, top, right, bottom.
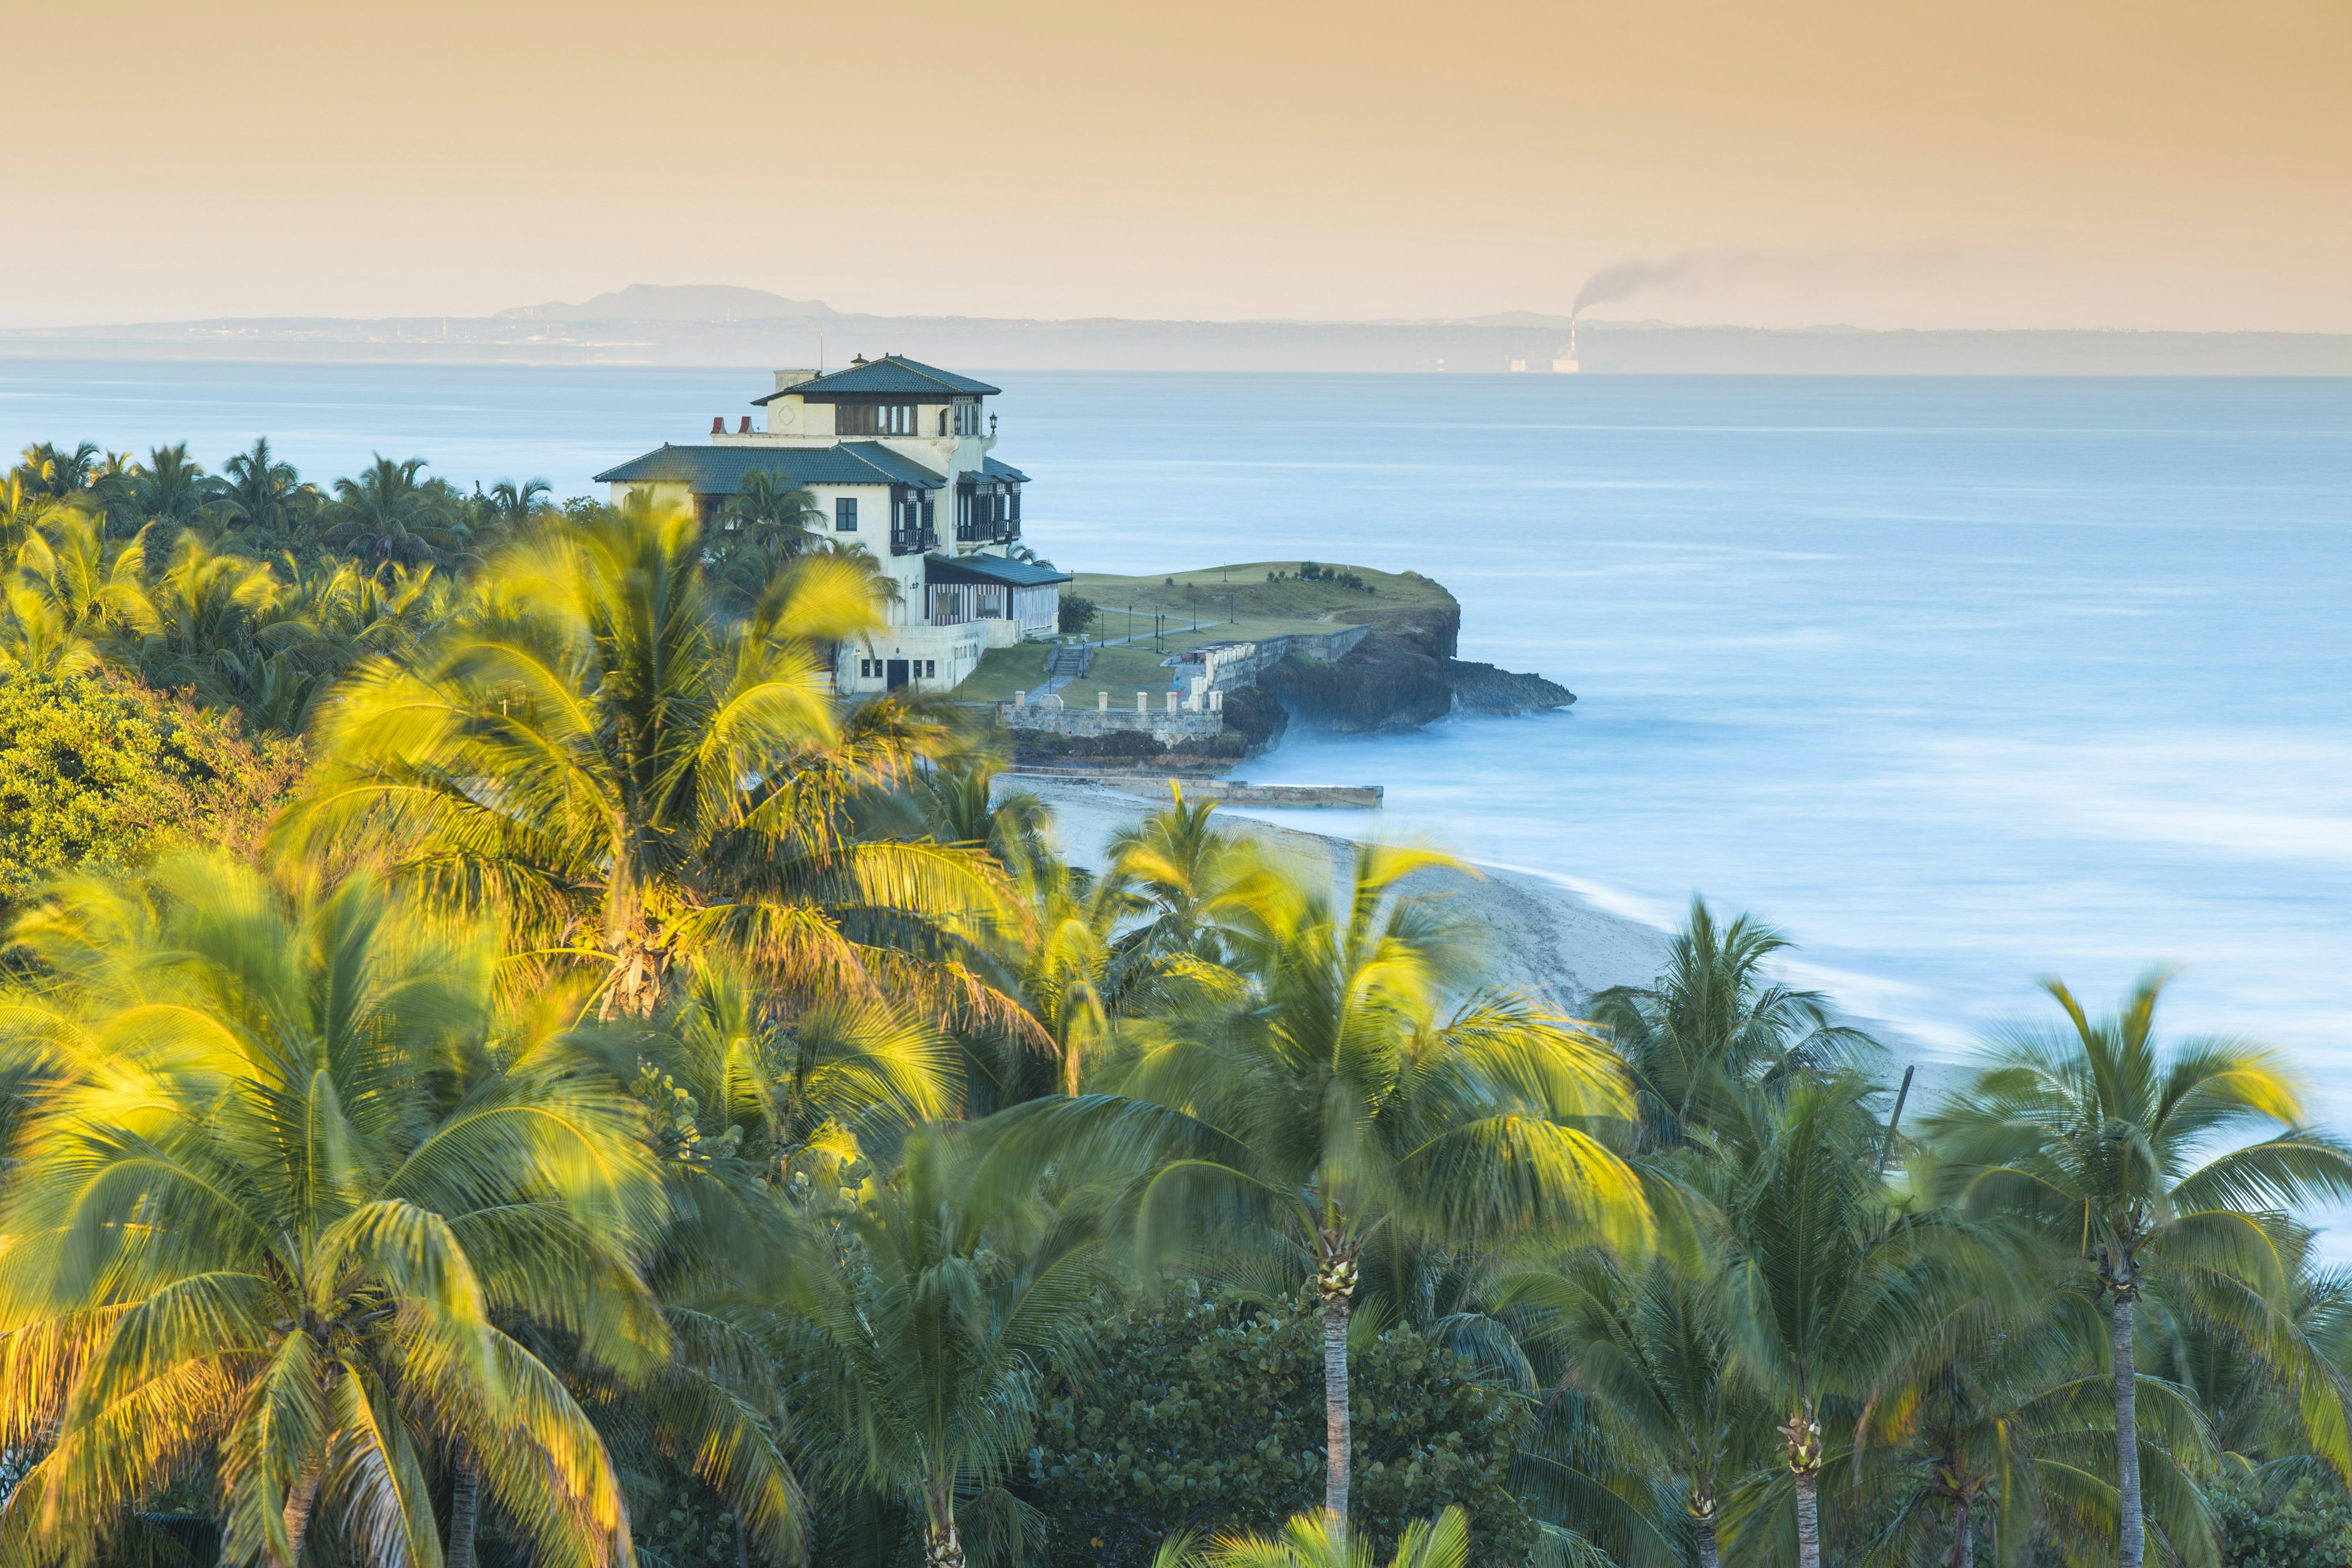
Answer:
7, 282, 2349, 376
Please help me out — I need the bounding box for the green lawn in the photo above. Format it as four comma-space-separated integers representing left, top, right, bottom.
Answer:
951, 561, 1455, 703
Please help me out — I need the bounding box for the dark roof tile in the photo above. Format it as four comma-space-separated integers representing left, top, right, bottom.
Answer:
924, 552, 1071, 588
592, 442, 948, 491
752, 354, 1000, 403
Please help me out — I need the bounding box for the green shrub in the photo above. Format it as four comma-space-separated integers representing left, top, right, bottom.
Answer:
1058, 593, 1100, 635
1024, 1289, 1534, 1567
2212, 1475, 2352, 1568
0, 671, 305, 903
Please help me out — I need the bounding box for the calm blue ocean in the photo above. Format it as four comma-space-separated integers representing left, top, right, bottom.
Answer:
6, 360, 2350, 1124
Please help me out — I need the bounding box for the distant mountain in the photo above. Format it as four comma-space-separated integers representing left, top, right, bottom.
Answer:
494, 284, 835, 322
7, 294, 2351, 375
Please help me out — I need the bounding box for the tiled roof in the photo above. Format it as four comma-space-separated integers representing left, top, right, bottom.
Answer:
592, 442, 948, 491
978, 456, 1030, 484
925, 552, 1071, 588
751, 355, 1000, 403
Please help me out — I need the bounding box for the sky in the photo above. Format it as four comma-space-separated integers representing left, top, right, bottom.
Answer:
4, 0, 2347, 332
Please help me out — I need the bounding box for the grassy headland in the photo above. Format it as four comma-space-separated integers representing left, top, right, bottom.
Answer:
954, 560, 1456, 704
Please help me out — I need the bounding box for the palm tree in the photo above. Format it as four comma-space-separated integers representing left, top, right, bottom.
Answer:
1847, 1293, 2218, 1568
1590, 897, 1875, 1149
0, 854, 668, 1568
2137, 1226, 2352, 1482
1716, 1075, 2000, 1568
641, 954, 958, 1175
0, 471, 61, 553
134, 532, 292, 708
326, 454, 466, 565
1102, 785, 1257, 972
1200, 1506, 1470, 1568
717, 470, 823, 552
134, 441, 219, 531
1924, 973, 2352, 1568
220, 437, 315, 538
488, 477, 554, 523
782, 1130, 1102, 1568
290, 497, 1023, 1028
1, 510, 157, 676
15, 440, 99, 498
976, 843, 1651, 1540
1507, 1251, 1758, 1568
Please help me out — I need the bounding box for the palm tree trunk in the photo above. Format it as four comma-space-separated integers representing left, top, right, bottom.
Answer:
2113, 1290, 2143, 1568
924, 1479, 964, 1568
1692, 1491, 1721, 1568
281, 1464, 323, 1567
1953, 1493, 1973, 1568
1784, 1404, 1823, 1568
448, 1456, 480, 1568
1323, 1294, 1352, 1527
1316, 1229, 1360, 1534
1793, 1468, 1822, 1568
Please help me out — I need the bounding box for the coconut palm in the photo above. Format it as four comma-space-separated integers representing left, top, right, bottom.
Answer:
717, 470, 823, 552
975, 843, 1650, 1539
1590, 898, 1875, 1150
1714, 1075, 2005, 1568
488, 477, 554, 524
132, 532, 301, 712
17, 508, 156, 638
15, 440, 100, 499
0, 510, 157, 676
2136, 1228, 2352, 1483
1847, 1297, 2219, 1568
288, 497, 1023, 1028
0, 471, 61, 553
782, 1130, 1102, 1568
1199, 1506, 1470, 1568
638, 955, 958, 1176
326, 454, 466, 565
1102, 785, 1257, 973
1923, 973, 2352, 1568
0, 855, 669, 1568
220, 437, 315, 538
1507, 1251, 1759, 1568
134, 441, 219, 532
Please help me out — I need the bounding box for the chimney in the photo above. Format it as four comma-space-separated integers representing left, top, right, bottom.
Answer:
710, 417, 725, 435
738, 416, 752, 434
771, 368, 819, 393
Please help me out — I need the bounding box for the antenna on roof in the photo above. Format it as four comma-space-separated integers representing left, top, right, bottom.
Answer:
818, 328, 824, 373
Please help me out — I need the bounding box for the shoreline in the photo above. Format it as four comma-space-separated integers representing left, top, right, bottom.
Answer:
1014, 777, 1671, 1012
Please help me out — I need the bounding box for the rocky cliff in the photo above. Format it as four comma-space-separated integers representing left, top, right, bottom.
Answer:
1252, 586, 1571, 733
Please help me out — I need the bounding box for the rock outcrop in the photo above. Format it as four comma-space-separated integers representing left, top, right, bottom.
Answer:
1447, 661, 1576, 715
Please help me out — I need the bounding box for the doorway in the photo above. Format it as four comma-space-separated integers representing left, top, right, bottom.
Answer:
885, 658, 910, 690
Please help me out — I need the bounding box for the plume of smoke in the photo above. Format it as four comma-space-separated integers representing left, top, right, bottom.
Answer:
1573, 255, 1705, 315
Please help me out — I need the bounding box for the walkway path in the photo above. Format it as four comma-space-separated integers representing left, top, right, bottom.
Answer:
1025, 619, 1226, 701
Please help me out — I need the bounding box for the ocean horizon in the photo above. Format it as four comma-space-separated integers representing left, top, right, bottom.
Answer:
7, 359, 2350, 1207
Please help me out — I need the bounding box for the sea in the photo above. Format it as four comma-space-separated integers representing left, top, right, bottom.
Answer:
6, 360, 2350, 1161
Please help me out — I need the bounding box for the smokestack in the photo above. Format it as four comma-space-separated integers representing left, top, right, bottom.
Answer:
1551, 314, 1581, 375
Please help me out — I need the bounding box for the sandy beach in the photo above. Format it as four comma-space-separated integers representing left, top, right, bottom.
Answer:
1012, 777, 1672, 1012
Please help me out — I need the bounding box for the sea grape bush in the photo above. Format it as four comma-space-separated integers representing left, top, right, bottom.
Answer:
1025, 1289, 1534, 1567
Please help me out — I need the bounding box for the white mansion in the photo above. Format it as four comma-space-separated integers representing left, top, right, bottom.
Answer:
595, 355, 1067, 694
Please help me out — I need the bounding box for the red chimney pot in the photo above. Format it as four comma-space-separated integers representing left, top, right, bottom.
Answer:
710, 417, 725, 435
739, 416, 752, 434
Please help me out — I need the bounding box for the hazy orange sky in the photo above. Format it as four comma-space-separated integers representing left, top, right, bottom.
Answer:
6, 0, 2347, 331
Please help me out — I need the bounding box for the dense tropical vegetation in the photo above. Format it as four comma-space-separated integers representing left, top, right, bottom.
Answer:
4, 434, 2352, 1568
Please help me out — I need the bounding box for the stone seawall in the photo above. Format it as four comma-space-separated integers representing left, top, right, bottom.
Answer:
1012, 772, 1382, 808
990, 703, 1224, 745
